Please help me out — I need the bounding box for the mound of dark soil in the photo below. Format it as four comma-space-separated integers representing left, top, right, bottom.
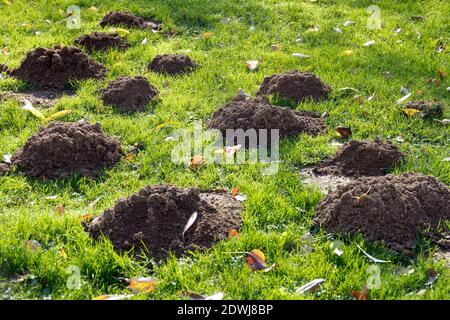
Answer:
207, 94, 326, 146
405, 100, 444, 119
87, 185, 242, 259
258, 70, 332, 103
313, 140, 406, 177
313, 173, 450, 253
12, 121, 121, 179
100, 76, 158, 113
74, 32, 130, 51
10, 46, 106, 90
100, 11, 161, 30
148, 54, 198, 76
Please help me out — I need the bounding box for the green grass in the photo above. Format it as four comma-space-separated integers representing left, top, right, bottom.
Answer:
0, 0, 449, 300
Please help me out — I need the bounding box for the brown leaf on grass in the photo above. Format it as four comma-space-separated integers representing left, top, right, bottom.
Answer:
126, 153, 134, 161
79, 213, 94, 222
190, 154, 204, 170
231, 188, 240, 196
228, 228, 239, 238
335, 126, 352, 139
126, 277, 158, 293
246, 249, 266, 271
411, 15, 424, 21
55, 204, 65, 215
351, 286, 368, 300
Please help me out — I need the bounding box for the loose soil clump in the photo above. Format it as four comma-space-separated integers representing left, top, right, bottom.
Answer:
148, 54, 198, 76
207, 94, 326, 146
10, 46, 106, 90
405, 100, 444, 119
313, 140, 406, 177
258, 70, 332, 103
100, 11, 161, 30
74, 32, 130, 52
87, 185, 242, 259
12, 121, 121, 179
100, 76, 158, 113
313, 173, 450, 253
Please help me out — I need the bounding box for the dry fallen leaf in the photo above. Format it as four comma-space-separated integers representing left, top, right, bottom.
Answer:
188, 291, 224, 300
435, 119, 449, 125
22, 99, 45, 120
356, 243, 390, 263
109, 28, 130, 35
425, 269, 439, 286
230, 188, 240, 196
79, 213, 94, 222
55, 204, 65, 215
201, 32, 214, 39
246, 60, 259, 71
351, 286, 368, 300
363, 40, 375, 47
141, 38, 148, 45
403, 108, 421, 117
92, 294, 133, 300
126, 277, 157, 293
88, 6, 98, 12
296, 279, 325, 294
182, 211, 198, 240
335, 126, 352, 139
246, 249, 266, 271
59, 247, 68, 259
437, 69, 447, 80
190, 154, 205, 170
395, 93, 411, 105
233, 194, 247, 202
270, 44, 282, 51
2, 153, 12, 164
228, 228, 239, 238
292, 52, 310, 58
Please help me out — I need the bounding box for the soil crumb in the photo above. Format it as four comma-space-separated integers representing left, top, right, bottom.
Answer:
148, 54, 198, 76
10, 46, 106, 90
207, 94, 326, 146
12, 121, 121, 179
258, 70, 332, 103
100, 76, 158, 113
313, 173, 450, 253
87, 185, 242, 259
313, 140, 406, 177
405, 100, 444, 119
74, 32, 130, 52
100, 11, 161, 30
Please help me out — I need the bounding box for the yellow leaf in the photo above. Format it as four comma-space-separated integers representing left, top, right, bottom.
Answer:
79, 213, 94, 222
155, 121, 182, 131
403, 108, 420, 117
341, 49, 354, 56
59, 247, 68, 259
127, 277, 157, 293
109, 28, 130, 35
22, 23, 32, 30
229, 228, 239, 238
88, 6, 98, 12
22, 99, 46, 120
201, 32, 214, 39
45, 110, 72, 122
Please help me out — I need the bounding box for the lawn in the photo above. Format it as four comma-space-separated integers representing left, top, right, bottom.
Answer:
0, 0, 449, 300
